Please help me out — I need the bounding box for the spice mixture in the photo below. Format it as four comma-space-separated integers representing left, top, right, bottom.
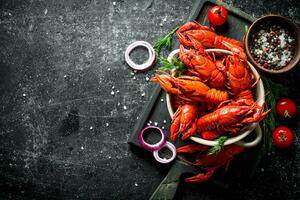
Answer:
250, 24, 295, 70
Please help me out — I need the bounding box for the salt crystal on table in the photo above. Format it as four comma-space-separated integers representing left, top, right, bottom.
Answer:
81, 146, 84, 150
133, 76, 136, 80
134, 183, 138, 187
112, 86, 115, 89
106, 123, 109, 127
159, 23, 163, 27
123, 105, 127, 110
113, 2, 116, 6
111, 91, 115, 96
154, 122, 158, 126
163, 120, 167, 124
161, 98, 164, 102
90, 126, 93, 130
145, 77, 149, 81
141, 92, 145, 97
23, 93, 26, 97
116, 90, 120, 93
108, 68, 111, 71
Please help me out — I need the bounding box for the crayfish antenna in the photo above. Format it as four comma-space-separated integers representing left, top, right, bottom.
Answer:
251, 74, 260, 88
222, 41, 247, 61
177, 21, 202, 33
186, 35, 206, 54
177, 32, 193, 47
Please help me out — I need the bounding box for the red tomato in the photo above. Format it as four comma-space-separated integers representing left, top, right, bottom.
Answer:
207, 5, 228, 26
276, 98, 297, 118
272, 126, 294, 148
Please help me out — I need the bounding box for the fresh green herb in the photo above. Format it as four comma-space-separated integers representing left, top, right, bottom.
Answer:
261, 75, 288, 151
244, 25, 249, 33
208, 136, 228, 155
250, 75, 288, 176
153, 27, 179, 57
157, 57, 186, 75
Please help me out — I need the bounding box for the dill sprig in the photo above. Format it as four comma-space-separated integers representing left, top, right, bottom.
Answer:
244, 25, 249, 33
157, 56, 186, 76
250, 75, 288, 176
261, 75, 288, 152
208, 136, 228, 155
153, 27, 179, 57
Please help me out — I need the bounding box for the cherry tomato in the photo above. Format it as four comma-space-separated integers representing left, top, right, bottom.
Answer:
207, 5, 228, 26
276, 98, 297, 118
272, 126, 294, 148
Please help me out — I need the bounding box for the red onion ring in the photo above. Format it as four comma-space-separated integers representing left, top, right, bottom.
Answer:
138, 126, 166, 152
153, 141, 176, 164
124, 41, 155, 70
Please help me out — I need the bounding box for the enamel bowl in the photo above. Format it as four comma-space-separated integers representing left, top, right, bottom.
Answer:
166, 49, 264, 147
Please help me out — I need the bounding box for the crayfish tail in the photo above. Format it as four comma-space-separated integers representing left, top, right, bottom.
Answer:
206, 88, 229, 104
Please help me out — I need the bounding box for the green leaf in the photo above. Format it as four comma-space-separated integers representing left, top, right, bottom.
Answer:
157, 56, 186, 76
244, 25, 249, 33
208, 136, 228, 155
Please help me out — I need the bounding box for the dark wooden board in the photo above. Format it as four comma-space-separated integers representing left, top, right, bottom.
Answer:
128, 0, 261, 199
129, 0, 255, 152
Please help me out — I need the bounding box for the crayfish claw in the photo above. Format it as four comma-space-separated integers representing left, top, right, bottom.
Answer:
185, 168, 215, 183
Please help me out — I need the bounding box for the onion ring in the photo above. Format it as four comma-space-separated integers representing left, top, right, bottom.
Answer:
124, 41, 155, 70
138, 126, 166, 152
153, 141, 176, 164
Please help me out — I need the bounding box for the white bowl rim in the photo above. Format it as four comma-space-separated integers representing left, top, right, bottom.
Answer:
166, 49, 265, 146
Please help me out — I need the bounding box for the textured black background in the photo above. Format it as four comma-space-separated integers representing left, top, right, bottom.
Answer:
0, 0, 299, 199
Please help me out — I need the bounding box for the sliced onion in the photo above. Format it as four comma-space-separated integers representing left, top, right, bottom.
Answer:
138, 126, 166, 152
153, 141, 176, 164
124, 41, 155, 70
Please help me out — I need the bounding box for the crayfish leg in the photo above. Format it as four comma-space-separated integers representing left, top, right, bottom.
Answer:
176, 144, 209, 153
185, 168, 215, 183
181, 122, 197, 140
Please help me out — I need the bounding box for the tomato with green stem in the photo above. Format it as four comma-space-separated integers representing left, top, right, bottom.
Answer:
207, 6, 228, 26
276, 98, 297, 118
272, 126, 294, 148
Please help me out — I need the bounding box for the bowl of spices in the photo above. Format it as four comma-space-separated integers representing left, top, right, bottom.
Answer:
244, 14, 300, 74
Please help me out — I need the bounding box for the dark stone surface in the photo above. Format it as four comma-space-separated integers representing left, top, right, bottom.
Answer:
0, 0, 299, 199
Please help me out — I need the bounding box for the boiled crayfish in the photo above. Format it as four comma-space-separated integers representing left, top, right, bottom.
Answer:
151, 74, 229, 104
196, 100, 270, 135
170, 104, 198, 141
226, 55, 256, 105
176, 21, 246, 60
177, 144, 244, 183
179, 45, 226, 88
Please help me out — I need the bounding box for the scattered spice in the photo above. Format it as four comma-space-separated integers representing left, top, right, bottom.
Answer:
250, 24, 295, 70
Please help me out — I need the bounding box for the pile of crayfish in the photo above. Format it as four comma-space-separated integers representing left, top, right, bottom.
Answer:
151, 22, 271, 183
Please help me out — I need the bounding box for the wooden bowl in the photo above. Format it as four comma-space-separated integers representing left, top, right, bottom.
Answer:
244, 14, 300, 74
